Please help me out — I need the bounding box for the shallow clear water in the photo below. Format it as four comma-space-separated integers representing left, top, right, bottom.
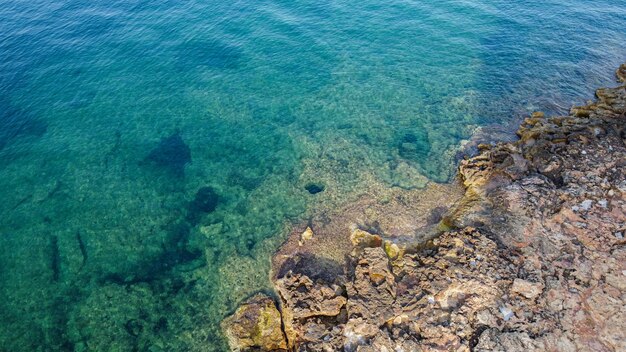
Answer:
1, 0, 625, 350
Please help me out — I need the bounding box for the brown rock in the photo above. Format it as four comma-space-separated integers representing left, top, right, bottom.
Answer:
298, 226, 314, 246
350, 228, 382, 248
531, 111, 545, 119
618, 63, 626, 83
274, 270, 346, 348
511, 278, 543, 300
221, 293, 287, 351
346, 247, 396, 321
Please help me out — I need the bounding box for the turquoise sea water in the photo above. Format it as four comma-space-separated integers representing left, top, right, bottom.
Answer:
1, 0, 625, 350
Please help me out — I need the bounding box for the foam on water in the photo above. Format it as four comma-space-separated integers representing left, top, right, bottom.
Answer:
1, 0, 625, 350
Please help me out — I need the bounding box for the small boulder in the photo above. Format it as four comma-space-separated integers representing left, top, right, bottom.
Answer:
221, 293, 287, 351
350, 228, 382, 248
299, 227, 314, 246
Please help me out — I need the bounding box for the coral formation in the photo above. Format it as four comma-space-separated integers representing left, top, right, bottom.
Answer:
223, 63, 626, 351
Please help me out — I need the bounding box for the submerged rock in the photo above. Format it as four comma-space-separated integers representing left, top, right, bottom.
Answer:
304, 182, 325, 194
221, 293, 287, 352
190, 186, 219, 213
185, 186, 219, 225
143, 133, 191, 178
617, 63, 626, 82
398, 130, 431, 161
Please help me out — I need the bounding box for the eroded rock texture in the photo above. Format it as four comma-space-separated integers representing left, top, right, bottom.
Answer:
223, 64, 626, 351
221, 293, 287, 351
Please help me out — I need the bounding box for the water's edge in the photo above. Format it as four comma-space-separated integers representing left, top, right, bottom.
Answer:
222, 63, 626, 351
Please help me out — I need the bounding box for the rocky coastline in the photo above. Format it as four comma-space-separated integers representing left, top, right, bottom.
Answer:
222, 63, 626, 351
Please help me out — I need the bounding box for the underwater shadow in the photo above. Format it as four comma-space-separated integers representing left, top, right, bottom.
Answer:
141, 132, 191, 179
100, 185, 221, 286
0, 101, 48, 153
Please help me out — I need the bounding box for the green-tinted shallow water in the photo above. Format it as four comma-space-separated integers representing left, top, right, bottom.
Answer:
1, 0, 625, 350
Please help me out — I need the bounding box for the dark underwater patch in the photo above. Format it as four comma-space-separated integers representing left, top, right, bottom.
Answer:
0, 104, 48, 152
101, 189, 218, 287
124, 319, 143, 337
50, 235, 60, 282
227, 170, 264, 191
305, 182, 325, 195
427, 206, 449, 225
101, 229, 203, 287
186, 186, 219, 224
398, 130, 431, 161
142, 133, 191, 178
75, 231, 88, 271
190, 187, 219, 213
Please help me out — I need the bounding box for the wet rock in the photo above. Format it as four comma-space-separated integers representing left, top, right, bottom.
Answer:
275, 252, 343, 284
221, 293, 287, 351
531, 111, 545, 119
349, 228, 382, 248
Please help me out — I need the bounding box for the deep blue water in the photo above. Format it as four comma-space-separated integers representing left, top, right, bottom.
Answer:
1, 0, 625, 350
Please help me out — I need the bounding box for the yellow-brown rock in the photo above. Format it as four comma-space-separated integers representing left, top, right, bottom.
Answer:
350, 228, 382, 247
221, 294, 287, 351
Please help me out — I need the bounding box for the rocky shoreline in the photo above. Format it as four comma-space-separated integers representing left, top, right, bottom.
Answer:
222, 63, 626, 351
